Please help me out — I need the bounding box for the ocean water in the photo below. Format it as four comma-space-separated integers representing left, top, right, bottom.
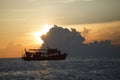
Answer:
0, 57, 120, 80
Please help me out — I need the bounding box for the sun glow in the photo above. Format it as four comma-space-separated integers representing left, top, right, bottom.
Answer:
32, 24, 53, 44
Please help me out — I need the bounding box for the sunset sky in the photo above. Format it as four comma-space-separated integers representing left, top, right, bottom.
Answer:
0, 0, 120, 58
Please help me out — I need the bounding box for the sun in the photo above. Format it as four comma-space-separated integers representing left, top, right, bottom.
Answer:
32, 24, 53, 44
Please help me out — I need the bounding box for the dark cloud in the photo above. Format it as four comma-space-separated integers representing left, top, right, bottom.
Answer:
41, 25, 120, 57
82, 27, 91, 37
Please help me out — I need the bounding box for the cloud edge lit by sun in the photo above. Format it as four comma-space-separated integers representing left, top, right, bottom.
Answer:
31, 24, 53, 45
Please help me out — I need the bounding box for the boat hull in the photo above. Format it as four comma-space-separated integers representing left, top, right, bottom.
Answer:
22, 54, 67, 61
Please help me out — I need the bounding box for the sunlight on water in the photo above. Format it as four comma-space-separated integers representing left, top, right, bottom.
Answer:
0, 58, 120, 80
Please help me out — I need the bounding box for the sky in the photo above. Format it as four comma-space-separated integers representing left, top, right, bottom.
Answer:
41, 25, 120, 57
0, 0, 120, 58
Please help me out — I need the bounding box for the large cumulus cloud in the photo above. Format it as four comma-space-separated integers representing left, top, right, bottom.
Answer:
41, 25, 120, 57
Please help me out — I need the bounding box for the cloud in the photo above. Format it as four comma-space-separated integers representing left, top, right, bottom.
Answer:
82, 27, 91, 37
82, 0, 94, 2
0, 42, 24, 58
41, 25, 85, 45
59, 0, 94, 3
41, 25, 86, 55
41, 25, 120, 57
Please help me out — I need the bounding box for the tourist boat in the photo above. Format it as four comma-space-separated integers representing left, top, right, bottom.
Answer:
22, 47, 68, 61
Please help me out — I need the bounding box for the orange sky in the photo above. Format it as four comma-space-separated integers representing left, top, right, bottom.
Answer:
0, 21, 120, 58
0, 0, 120, 58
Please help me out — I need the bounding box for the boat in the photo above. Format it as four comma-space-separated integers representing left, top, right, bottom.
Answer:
22, 47, 68, 61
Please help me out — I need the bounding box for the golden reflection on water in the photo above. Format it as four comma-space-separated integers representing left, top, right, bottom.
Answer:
35, 61, 53, 79
41, 61, 48, 67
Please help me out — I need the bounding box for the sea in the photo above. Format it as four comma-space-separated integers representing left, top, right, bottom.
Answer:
0, 57, 120, 80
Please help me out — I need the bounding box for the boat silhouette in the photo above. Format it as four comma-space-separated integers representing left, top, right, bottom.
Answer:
22, 46, 68, 61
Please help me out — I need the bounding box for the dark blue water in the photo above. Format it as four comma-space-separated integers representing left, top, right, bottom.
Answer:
0, 57, 120, 80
